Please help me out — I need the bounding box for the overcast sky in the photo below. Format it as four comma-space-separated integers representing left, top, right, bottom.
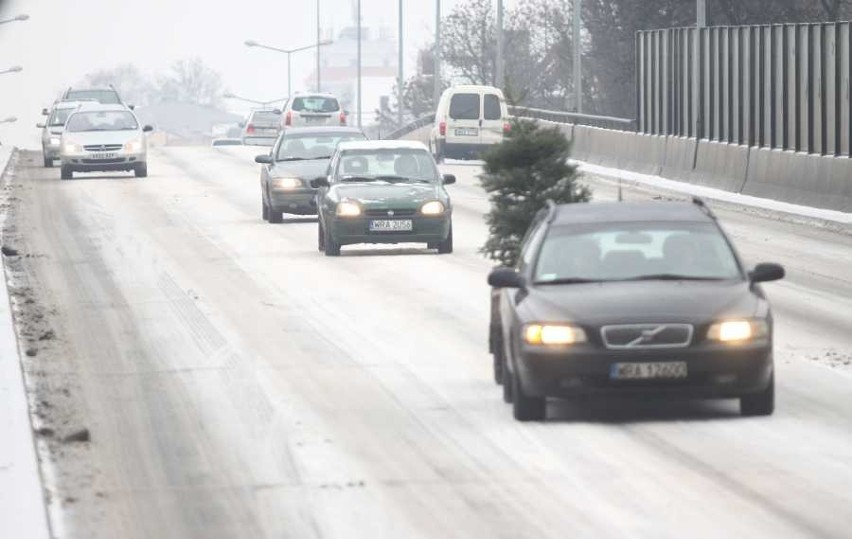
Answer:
0, 0, 519, 148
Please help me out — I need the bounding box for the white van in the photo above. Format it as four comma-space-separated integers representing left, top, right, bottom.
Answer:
429, 85, 509, 161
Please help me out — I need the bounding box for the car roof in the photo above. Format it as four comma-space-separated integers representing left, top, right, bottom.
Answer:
444, 85, 503, 94
551, 201, 715, 225
337, 140, 428, 152
282, 126, 363, 136
53, 101, 85, 110
291, 93, 338, 99
66, 87, 118, 93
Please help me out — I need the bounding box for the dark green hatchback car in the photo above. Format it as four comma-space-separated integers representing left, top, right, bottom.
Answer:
311, 141, 456, 256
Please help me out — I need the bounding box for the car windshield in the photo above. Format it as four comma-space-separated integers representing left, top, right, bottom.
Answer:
49, 108, 75, 127
65, 111, 139, 132
276, 132, 365, 161
249, 111, 280, 127
534, 222, 742, 283
65, 90, 121, 104
291, 96, 340, 113
336, 148, 440, 183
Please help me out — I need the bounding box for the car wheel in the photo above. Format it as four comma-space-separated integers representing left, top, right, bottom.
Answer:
437, 225, 453, 254
43, 156, 53, 168
502, 361, 514, 403
512, 366, 545, 421
268, 207, 283, 224
262, 198, 269, 221
324, 224, 341, 257
60, 166, 72, 180
318, 222, 326, 252
134, 163, 148, 178
740, 374, 774, 416
492, 337, 504, 385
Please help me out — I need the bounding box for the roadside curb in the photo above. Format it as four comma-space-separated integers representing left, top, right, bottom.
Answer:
0, 147, 52, 539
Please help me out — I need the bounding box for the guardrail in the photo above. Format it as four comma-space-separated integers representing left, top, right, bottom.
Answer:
508, 106, 637, 131
384, 114, 435, 141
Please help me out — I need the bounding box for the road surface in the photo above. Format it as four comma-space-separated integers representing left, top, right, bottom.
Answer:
4, 147, 852, 539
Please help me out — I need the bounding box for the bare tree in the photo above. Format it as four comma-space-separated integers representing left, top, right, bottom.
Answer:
157, 58, 224, 107
82, 64, 156, 107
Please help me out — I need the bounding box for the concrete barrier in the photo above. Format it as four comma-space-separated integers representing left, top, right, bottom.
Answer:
743, 148, 852, 212
661, 136, 697, 179
688, 141, 750, 193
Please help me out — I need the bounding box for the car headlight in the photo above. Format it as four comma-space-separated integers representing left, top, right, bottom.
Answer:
124, 139, 144, 153
523, 324, 587, 346
706, 319, 768, 343
271, 177, 303, 189
420, 200, 445, 215
62, 142, 82, 155
336, 200, 362, 217
49, 137, 60, 146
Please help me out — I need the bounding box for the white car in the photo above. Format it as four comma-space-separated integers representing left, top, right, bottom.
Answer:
429, 85, 509, 161
59, 104, 153, 180
281, 94, 346, 129
38, 101, 83, 168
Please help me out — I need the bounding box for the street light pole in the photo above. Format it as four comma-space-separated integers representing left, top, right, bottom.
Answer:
434, 0, 442, 107
317, 0, 322, 92
496, 0, 504, 89
245, 40, 332, 100
0, 14, 29, 25
0, 66, 23, 76
357, 0, 362, 128
0, 117, 18, 124
573, 0, 582, 113
398, 0, 404, 126
697, 0, 706, 27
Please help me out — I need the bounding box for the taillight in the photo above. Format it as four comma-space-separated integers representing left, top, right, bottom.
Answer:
503, 122, 511, 134
439, 121, 446, 136
339, 111, 347, 125
285, 111, 292, 126
246, 124, 255, 134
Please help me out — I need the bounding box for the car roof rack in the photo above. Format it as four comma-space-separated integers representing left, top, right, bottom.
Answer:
692, 196, 717, 219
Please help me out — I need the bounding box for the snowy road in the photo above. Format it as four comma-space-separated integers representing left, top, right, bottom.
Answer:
4, 146, 852, 538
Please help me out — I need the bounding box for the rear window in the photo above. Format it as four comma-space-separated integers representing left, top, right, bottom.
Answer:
291, 96, 340, 113
484, 94, 502, 120
449, 94, 480, 120
65, 90, 121, 104
250, 111, 281, 126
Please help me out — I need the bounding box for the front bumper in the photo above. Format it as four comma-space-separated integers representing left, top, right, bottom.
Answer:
61, 151, 146, 172
329, 214, 451, 246
269, 188, 317, 215
514, 343, 773, 399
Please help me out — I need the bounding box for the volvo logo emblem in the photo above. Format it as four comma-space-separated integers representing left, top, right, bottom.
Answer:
387, 210, 395, 217
627, 325, 667, 347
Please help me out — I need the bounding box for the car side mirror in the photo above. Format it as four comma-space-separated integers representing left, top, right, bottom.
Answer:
749, 263, 785, 283
442, 174, 456, 185
142, 125, 153, 132
128, 104, 136, 110
36, 122, 45, 128
488, 267, 525, 289
238, 122, 246, 128
272, 109, 282, 115
310, 176, 330, 188
255, 154, 273, 164
41, 108, 49, 116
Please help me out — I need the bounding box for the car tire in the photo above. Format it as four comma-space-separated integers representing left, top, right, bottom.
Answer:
262, 199, 269, 221
268, 207, 283, 224
492, 337, 504, 385
324, 224, 341, 257
512, 367, 546, 421
502, 364, 514, 403
43, 156, 53, 168
740, 374, 774, 417
60, 166, 72, 180
318, 222, 326, 252
437, 225, 453, 254
134, 163, 148, 178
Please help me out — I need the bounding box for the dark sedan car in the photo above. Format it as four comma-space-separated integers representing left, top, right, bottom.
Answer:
256, 127, 366, 223
311, 140, 455, 256
488, 199, 785, 421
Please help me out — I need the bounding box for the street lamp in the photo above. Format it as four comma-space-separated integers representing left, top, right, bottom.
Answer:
0, 14, 29, 25
0, 117, 18, 124
244, 39, 333, 99
223, 92, 288, 108
0, 66, 23, 76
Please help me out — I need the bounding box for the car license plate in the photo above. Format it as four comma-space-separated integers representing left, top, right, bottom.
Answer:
89, 152, 116, 160
455, 128, 478, 136
369, 219, 413, 232
610, 361, 688, 380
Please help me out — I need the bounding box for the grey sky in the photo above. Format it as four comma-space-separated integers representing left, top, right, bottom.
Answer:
1, 0, 519, 148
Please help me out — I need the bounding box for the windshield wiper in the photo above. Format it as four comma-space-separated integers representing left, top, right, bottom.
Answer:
374, 175, 432, 184
534, 278, 603, 285
341, 176, 379, 182
278, 157, 308, 162
620, 274, 726, 282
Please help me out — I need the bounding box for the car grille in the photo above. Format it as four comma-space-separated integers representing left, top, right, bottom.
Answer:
601, 324, 693, 349
365, 208, 417, 217
84, 144, 123, 152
